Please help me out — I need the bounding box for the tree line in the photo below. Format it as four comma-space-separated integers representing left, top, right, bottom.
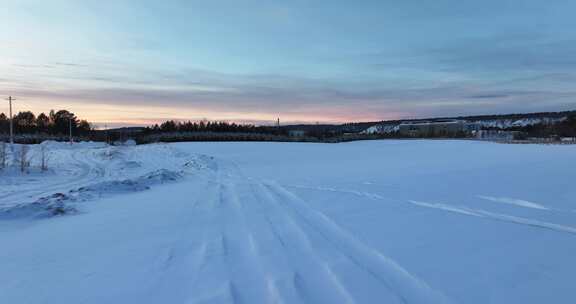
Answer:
142, 120, 344, 139
0, 110, 91, 135
142, 120, 282, 135
511, 113, 576, 138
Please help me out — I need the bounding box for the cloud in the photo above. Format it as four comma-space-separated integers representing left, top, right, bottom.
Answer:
10, 77, 576, 123
12, 63, 56, 69
3, 26, 576, 125
469, 94, 510, 99
53, 62, 88, 67
427, 34, 576, 73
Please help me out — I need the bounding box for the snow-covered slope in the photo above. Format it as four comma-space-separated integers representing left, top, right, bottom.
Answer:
362, 124, 399, 134
472, 117, 566, 129
363, 116, 567, 134
1, 141, 575, 303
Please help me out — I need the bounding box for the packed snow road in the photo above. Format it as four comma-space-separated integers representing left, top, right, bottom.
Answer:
1, 140, 575, 303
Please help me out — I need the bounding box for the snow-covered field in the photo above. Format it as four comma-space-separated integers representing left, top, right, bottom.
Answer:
1, 140, 575, 303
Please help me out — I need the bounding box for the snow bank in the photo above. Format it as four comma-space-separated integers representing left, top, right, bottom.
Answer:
0, 169, 184, 219
0, 142, 215, 219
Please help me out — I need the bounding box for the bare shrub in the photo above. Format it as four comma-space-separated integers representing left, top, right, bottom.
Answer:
40, 145, 49, 172
0, 142, 6, 170
19, 145, 30, 173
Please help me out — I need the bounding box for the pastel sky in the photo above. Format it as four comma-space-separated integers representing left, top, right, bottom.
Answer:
2, 0, 576, 127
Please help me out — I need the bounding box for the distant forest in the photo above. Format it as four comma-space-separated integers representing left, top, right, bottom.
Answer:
0, 110, 91, 135
1, 109, 575, 144
511, 114, 576, 137
144, 120, 277, 134
338, 110, 576, 132
139, 120, 343, 140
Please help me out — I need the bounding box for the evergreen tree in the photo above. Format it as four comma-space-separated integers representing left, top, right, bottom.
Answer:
36, 113, 50, 132
50, 110, 78, 135
160, 120, 177, 132
14, 111, 36, 133
0, 113, 8, 134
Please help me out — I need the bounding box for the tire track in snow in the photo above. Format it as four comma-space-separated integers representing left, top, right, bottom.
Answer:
147, 179, 217, 303
476, 195, 549, 210
289, 184, 576, 236
250, 182, 357, 304
187, 166, 273, 304
264, 182, 451, 304
246, 185, 306, 304
408, 200, 576, 235
206, 160, 359, 303
211, 159, 449, 303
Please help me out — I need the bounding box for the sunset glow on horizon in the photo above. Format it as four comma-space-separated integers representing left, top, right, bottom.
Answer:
2, 0, 576, 126
14, 96, 409, 128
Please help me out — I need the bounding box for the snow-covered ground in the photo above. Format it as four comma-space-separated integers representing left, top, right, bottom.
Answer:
1, 140, 575, 303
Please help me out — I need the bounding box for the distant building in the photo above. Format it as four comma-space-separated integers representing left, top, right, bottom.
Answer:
476, 130, 521, 141
398, 120, 480, 137
288, 130, 307, 137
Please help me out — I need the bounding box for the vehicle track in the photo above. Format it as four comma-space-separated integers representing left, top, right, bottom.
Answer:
173, 160, 449, 304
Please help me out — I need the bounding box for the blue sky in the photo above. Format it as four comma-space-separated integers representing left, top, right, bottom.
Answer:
1, 0, 576, 126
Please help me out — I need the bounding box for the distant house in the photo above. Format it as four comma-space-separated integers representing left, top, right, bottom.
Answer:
398, 120, 480, 137
288, 130, 307, 137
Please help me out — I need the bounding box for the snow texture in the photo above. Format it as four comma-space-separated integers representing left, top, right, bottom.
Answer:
1, 140, 575, 303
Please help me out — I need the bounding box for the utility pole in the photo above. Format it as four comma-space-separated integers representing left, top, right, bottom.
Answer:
5, 96, 15, 145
